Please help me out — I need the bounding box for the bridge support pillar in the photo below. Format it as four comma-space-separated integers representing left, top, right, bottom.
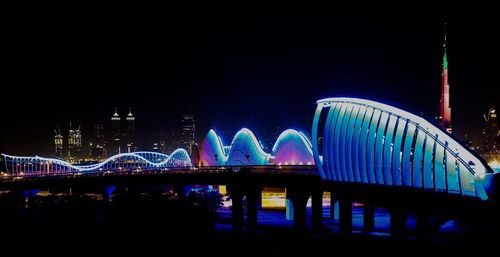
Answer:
286, 188, 309, 232
246, 186, 261, 232
285, 189, 294, 221
363, 203, 375, 232
311, 190, 323, 231
330, 194, 337, 220
228, 185, 244, 231
339, 198, 352, 235
390, 208, 407, 239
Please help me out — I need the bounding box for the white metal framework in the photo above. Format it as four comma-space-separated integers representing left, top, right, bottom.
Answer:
312, 98, 495, 200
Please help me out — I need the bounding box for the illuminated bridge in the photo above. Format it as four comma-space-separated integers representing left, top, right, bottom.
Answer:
1, 97, 499, 237
1, 149, 192, 175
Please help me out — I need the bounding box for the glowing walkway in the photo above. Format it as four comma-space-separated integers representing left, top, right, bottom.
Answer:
2, 149, 192, 176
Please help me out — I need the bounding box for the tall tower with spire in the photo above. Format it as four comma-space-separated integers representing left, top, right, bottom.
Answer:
440, 22, 452, 133
111, 107, 122, 154
125, 107, 136, 152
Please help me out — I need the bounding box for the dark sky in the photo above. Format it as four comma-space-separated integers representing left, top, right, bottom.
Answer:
2, 3, 499, 155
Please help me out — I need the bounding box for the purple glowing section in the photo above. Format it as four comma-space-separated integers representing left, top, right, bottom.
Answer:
271, 129, 314, 165
199, 128, 314, 166
199, 129, 227, 166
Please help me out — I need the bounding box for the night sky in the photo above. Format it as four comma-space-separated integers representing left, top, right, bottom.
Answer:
2, 3, 499, 155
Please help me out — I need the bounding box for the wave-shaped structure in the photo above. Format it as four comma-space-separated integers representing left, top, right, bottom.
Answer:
199, 128, 314, 166
272, 129, 314, 165
312, 97, 497, 200
2, 149, 192, 175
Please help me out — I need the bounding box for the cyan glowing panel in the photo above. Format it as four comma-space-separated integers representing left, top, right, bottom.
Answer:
367, 109, 381, 184
402, 123, 416, 186
339, 105, 354, 181
359, 108, 374, 183
375, 112, 389, 185
434, 143, 446, 191
446, 151, 460, 194
412, 130, 426, 188
345, 106, 360, 182
333, 105, 347, 181
392, 119, 406, 186
352, 106, 366, 182
312, 104, 326, 179
383, 115, 398, 186
323, 104, 338, 180
423, 137, 436, 189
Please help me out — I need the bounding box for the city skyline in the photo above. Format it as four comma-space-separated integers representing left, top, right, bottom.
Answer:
1, 4, 499, 252
2, 4, 499, 155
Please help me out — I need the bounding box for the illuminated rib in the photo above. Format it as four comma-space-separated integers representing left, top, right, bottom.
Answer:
313, 97, 497, 200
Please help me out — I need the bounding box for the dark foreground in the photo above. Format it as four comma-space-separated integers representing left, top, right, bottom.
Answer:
0, 190, 498, 256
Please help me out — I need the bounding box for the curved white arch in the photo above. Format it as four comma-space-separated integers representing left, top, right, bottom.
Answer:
314, 97, 496, 200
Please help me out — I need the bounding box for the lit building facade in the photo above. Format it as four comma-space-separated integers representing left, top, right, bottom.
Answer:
182, 114, 195, 154
90, 124, 106, 159
54, 128, 63, 157
67, 122, 82, 158
483, 106, 498, 152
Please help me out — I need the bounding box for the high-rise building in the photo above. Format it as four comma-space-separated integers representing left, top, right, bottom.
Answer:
67, 122, 82, 158
483, 106, 498, 152
90, 124, 106, 159
153, 131, 166, 153
166, 128, 182, 154
440, 23, 452, 133
181, 113, 195, 154
111, 107, 122, 154
125, 107, 135, 153
54, 128, 63, 157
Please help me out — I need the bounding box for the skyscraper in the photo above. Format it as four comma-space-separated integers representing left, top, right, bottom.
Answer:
67, 122, 82, 158
90, 124, 106, 159
111, 107, 121, 154
440, 23, 452, 133
483, 106, 498, 152
54, 128, 63, 157
125, 107, 135, 153
181, 113, 195, 154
